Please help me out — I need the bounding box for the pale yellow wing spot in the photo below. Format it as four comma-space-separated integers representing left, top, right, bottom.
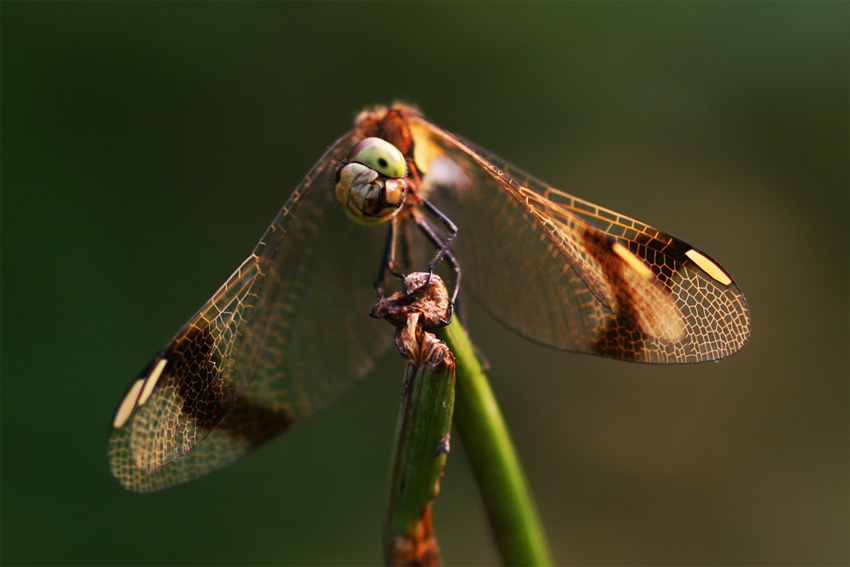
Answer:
113, 379, 144, 429
685, 249, 733, 286
137, 358, 167, 407
612, 242, 653, 280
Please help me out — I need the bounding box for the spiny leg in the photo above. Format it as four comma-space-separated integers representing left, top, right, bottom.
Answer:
375, 218, 404, 297
414, 214, 461, 326
420, 198, 458, 273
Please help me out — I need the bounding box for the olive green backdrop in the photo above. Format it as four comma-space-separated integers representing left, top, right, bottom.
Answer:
3, 2, 847, 565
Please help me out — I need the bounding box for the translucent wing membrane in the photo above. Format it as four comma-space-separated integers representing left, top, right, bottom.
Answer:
109, 133, 394, 492
109, 105, 751, 493
408, 113, 750, 363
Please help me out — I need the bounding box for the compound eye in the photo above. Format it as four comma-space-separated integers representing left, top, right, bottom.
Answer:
348, 137, 406, 178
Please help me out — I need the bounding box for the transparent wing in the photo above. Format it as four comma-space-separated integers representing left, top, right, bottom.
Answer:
408, 114, 751, 363
109, 132, 394, 492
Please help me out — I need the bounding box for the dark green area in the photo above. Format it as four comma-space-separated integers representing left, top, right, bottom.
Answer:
2, 2, 847, 565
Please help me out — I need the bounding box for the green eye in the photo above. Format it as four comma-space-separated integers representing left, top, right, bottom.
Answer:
348, 137, 406, 178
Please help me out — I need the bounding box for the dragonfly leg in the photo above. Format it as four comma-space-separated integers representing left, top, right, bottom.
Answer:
414, 214, 461, 326
375, 220, 405, 297
420, 198, 458, 273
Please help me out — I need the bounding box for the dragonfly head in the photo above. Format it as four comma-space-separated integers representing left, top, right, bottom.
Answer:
336, 137, 407, 226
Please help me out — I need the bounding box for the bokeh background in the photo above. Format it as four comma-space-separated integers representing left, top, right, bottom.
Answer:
3, 3, 847, 566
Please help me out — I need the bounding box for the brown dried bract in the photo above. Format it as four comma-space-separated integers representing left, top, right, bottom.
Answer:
371, 273, 451, 366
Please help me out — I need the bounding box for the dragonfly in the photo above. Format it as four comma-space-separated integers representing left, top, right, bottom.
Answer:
109, 104, 751, 492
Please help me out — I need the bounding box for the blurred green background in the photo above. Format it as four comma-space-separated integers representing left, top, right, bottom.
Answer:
3, 2, 847, 565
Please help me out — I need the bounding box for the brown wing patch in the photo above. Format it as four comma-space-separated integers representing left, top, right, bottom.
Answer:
109, 253, 265, 487
127, 319, 233, 473
405, 110, 750, 363
109, 128, 393, 492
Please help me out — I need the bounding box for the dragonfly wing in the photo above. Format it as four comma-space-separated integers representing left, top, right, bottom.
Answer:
109, 132, 393, 492
408, 114, 750, 363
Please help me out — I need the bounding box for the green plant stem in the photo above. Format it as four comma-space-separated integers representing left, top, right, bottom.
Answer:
438, 321, 553, 567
